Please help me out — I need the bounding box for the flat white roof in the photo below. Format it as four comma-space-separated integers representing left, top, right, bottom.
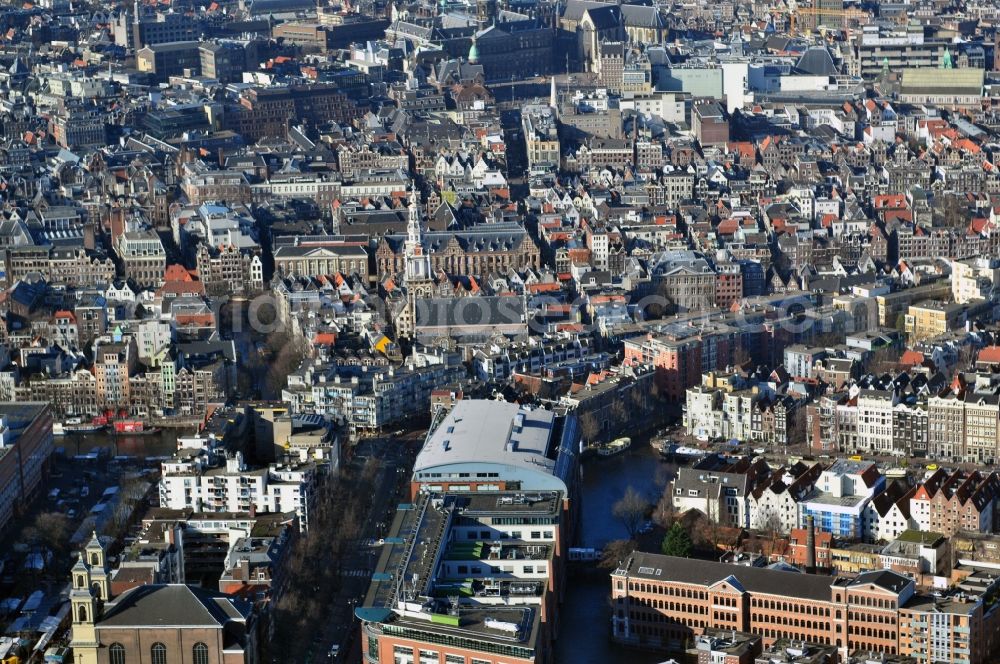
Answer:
414, 400, 556, 476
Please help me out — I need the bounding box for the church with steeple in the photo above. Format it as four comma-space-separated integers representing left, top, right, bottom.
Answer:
69, 533, 260, 663
69, 532, 111, 664
395, 183, 434, 340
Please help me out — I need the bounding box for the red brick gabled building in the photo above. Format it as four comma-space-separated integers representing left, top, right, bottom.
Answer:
927, 470, 1000, 536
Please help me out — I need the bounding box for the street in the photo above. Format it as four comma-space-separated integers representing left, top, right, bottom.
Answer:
313, 430, 423, 663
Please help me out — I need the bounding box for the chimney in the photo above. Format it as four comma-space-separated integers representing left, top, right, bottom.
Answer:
805, 515, 816, 573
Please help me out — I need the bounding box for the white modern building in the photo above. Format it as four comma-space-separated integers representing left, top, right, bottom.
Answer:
799, 459, 885, 538
856, 389, 897, 454
410, 400, 579, 500
159, 451, 316, 530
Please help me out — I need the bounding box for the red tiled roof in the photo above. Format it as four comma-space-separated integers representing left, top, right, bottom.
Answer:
977, 346, 1000, 365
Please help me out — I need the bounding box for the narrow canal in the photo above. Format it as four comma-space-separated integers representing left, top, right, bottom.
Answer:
555, 440, 676, 664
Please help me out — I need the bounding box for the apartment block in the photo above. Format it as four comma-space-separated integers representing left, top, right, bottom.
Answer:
359, 491, 564, 664
159, 451, 317, 530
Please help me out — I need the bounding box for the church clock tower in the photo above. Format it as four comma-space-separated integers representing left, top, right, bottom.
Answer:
401, 183, 434, 339
69, 533, 108, 664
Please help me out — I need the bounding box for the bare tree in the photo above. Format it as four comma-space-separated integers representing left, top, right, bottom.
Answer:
265, 332, 310, 397
692, 512, 725, 554
651, 485, 676, 529
610, 399, 628, 431
612, 486, 648, 540
578, 410, 601, 445
598, 539, 637, 569
32, 512, 73, 558
956, 344, 976, 371
107, 475, 151, 540
939, 193, 970, 229
786, 406, 809, 447
868, 345, 903, 375
272, 456, 384, 660
760, 510, 785, 554
731, 344, 752, 370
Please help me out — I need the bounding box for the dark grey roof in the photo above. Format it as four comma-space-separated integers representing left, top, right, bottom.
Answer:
98, 584, 251, 628
435, 60, 485, 83
619, 4, 663, 28
383, 223, 531, 255
564, 0, 658, 27
177, 340, 237, 364
795, 47, 838, 76
624, 552, 834, 602
415, 295, 526, 329
869, 480, 907, 518
274, 244, 368, 259
584, 5, 622, 29
848, 570, 912, 594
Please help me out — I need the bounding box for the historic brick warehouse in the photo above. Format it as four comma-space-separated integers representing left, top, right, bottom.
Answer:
611, 552, 999, 663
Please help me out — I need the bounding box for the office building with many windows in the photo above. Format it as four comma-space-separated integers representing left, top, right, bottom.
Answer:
611, 552, 999, 663
358, 491, 564, 664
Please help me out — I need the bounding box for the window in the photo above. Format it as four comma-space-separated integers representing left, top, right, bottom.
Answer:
193, 643, 209, 664
151, 643, 167, 664
109, 644, 126, 664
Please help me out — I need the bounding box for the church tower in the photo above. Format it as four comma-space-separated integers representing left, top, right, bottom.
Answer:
70, 532, 110, 664
476, 0, 496, 27
70, 554, 99, 664
84, 531, 110, 601
404, 183, 433, 289
401, 183, 434, 339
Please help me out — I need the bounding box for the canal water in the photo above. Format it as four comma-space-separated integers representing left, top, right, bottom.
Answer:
56, 429, 182, 459
555, 441, 675, 664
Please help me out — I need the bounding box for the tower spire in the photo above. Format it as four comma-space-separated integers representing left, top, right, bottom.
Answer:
404, 181, 431, 283
406, 180, 421, 247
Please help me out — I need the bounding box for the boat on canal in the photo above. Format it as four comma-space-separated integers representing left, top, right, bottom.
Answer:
111, 420, 161, 436
59, 417, 106, 434
596, 437, 631, 457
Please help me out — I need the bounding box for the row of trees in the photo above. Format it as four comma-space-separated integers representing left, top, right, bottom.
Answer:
270, 457, 381, 661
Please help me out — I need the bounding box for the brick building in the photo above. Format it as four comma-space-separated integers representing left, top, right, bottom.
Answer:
375, 223, 541, 278
70, 534, 260, 664
624, 325, 739, 402
611, 553, 993, 663
0, 403, 53, 532
226, 84, 360, 142
693, 102, 729, 146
